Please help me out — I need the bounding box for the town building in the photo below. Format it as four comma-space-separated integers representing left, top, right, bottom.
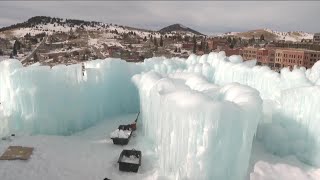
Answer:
313, 33, 320, 43
256, 48, 269, 65
224, 48, 242, 57
242, 47, 258, 60
275, 49, 320, 69
306, 50, 320, 67
182, 43, 194, 50
207, 38, 228, 50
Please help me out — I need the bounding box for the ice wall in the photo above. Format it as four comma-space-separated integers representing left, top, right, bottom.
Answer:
1, 51, 320, 170
0, 59, 140, 136
133, 71, 262, 180
184, 52, 320, 166
139, 53, 320, 166
257, 87, 320, 166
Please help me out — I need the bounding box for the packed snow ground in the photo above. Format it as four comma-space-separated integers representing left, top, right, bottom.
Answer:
0, 113, 319, 180
249, 141, 320, 180
0, 114, 165, 180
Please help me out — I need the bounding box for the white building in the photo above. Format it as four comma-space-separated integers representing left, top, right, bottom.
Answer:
313, 33, 320, 43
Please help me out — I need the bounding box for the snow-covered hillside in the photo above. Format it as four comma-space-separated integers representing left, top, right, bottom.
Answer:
0, 16, 204, 40
219, 28, 314, 42
263, 28, 313, 41
1, 22, 162, 39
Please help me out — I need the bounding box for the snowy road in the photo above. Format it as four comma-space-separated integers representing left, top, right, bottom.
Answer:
0, 113, 319, 180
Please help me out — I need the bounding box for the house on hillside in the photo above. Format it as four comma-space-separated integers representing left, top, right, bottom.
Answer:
313, 33, 320, 43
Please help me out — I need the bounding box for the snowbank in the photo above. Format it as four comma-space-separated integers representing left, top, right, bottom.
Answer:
133, 71, 262, 180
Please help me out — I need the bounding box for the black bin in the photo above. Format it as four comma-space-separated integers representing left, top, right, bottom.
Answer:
118, 149, 142, 173
111, 130, 132, 145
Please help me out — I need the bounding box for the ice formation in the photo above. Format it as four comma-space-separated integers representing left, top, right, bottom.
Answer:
121, 155, 140, 164
110, 129, 131, 138
0, 59, 140, 135
133, 72, 262, 179
0, 51, 320, 179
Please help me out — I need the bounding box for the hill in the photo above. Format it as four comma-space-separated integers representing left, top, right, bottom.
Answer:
220, 28, 313, 42
0, 16, 165, 39
159, 24, 204, 36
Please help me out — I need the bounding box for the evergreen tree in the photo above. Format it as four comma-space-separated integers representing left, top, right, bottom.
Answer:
154, 37, 158, 46
160, 36, 163, 47
192, 35, 196, 53
33, 53, 38, 62
184, 36, 190, 42
177, 34, 182, 41
12, 47, 17, 56
249, 35, 255, 44
174, 47, 178, 53
143, 36, 147, 41
205, 42, 209, 53
232, 38, 237, 47
200, 40, 205, 51
227, 36, 232, 43
178, 48, 181, 53
13, 40, 21, 50
260, 34, 265, 41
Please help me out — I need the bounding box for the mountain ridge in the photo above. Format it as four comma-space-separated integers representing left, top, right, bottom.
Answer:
0, 16, 205, 38
159, 23, 204, 36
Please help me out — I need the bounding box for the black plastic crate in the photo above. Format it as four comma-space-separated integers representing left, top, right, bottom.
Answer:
111, 130, 132, 145
118, 149, 142, 173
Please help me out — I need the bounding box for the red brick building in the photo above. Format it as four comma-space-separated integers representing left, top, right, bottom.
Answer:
242, 47, 258, 60
239, 46, 319, 69
224, 48, 242, 56
182, 43, 194, 50
275, 49, 320, 69
207, 38, 228, 50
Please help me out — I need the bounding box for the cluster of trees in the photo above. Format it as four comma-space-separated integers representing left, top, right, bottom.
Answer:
111, 29, 118, 34
127, 31, 137, 36
151, 36, 164, 47
248, 34, 265, 44
227, 36, 240, 48
174, 47, 181, 53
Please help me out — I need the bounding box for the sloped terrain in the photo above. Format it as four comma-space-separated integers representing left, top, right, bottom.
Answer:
222, 28, 313, 42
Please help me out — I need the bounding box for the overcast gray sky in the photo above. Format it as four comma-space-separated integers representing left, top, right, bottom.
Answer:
0, 1, 319, 35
